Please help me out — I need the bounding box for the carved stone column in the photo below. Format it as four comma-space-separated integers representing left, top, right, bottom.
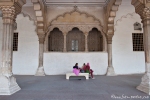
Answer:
63, 33, 67, 52
136, 7, 150, 95
35, 34, 45, 76
0, 6, 20, 95
106, 35, 115, 76
84, 33, 88, 52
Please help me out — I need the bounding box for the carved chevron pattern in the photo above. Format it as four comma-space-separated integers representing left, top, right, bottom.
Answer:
114, 12, 137, 31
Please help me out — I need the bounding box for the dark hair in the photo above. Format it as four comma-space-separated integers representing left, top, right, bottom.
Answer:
83, 63, 85, 65
75, 63, 78, 66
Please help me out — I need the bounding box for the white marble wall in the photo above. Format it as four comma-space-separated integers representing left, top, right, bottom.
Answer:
44, 52, 108, 75
113, 0, 145, 75
12, 14, 39, 75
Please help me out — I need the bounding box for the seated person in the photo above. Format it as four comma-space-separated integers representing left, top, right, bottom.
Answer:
80, 63, 86, 73
73, 63, 79, 69
73, 63, 80, 76
83, 63, 95, 79
82, 63, 86, 69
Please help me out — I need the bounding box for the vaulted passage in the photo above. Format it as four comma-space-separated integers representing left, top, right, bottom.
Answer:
0, 0, 149, 96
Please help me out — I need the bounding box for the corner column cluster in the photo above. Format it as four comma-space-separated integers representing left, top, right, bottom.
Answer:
132, 0, 150, 95
136, 7, 150, 95
0, 0, 26, 95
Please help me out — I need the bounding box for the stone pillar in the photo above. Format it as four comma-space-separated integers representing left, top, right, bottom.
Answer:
106, 35, 115, 76
63, 33, 67, 52
85, 33, 88, 52
0, 6, 21, 95
136, 7, 150, 95
35, 35, 45, 76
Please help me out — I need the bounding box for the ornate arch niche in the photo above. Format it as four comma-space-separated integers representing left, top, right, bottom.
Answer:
48, 28, 64, 52
88, 28, 103, 51
67, 27, 85, 51
45, 9, 107, 52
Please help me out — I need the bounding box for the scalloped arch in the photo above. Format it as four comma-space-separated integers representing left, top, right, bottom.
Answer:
49, 9, 102, 26
114, 12, 141, 31
115, 12, 136, 26
107, 0, 122, 36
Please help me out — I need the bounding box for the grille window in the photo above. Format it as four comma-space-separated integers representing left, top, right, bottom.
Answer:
13, 33, 18, 51
132, 33, 144, 51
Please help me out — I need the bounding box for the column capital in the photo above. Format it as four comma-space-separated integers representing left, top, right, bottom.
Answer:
143, 7, 150, 20
84, 32, 89, 36
0, 0, 26, 24
0, 6, 16, 24
39, 38, 45, 44
63, 32, 67, 36
107, 34, 114, 44
38, 34, 45, 44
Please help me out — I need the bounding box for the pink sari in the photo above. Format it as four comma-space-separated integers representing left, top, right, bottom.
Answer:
73, 68, 80, 76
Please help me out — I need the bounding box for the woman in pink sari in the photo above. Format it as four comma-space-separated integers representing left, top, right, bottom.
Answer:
73, 63, 80, 76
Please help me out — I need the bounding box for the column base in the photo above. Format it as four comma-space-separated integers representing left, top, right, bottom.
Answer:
63, 49, 67, 52
136, 73, 150, 95
85, 50, 88, 52
106, 66, 116, 76
0, 75, 21, 95
35, 67, 45, 76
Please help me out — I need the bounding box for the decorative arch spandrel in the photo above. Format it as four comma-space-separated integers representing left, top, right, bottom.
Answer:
49, 7, 101, 26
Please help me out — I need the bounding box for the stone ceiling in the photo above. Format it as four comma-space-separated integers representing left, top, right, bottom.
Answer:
24, 0, 110, 7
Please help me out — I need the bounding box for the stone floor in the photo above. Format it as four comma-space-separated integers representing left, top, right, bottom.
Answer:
0, 75, 149, 100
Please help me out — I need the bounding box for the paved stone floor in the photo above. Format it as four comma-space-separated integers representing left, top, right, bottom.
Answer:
0, 75, 149, 100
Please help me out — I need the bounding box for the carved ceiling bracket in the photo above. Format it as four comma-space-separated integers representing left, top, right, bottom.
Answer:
132, 0, 145, 21
132, 0, 150, 22
32, 0, 46, 36
106, 0, 122, 40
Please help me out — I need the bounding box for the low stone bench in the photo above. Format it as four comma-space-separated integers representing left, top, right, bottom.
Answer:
66, 73, 89, 80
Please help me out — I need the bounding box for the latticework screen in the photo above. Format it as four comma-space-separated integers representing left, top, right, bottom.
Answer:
67, 28, 85, 51
13, 33, 18, 51
132, 33, 144, 51
49, 28, 64, 51
88, 28, 103, 51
